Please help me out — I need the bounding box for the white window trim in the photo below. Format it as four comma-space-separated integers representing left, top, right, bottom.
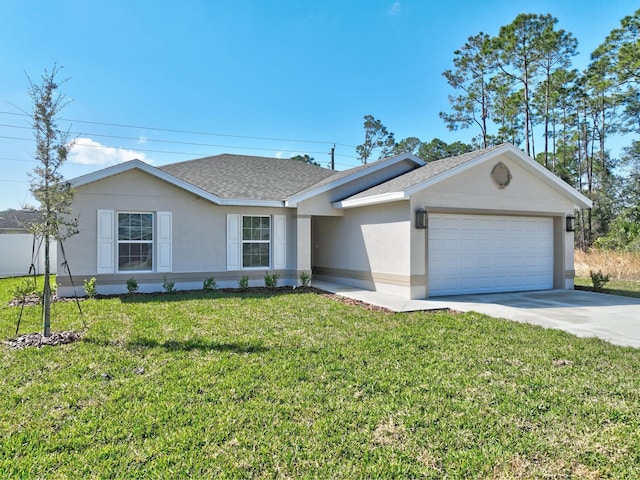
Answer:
227, 213, 286, 271
241, 214, 272, 270
117, 211, 155, 274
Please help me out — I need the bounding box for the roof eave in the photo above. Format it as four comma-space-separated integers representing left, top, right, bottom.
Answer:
286, 153, 425, 207
333, 191, 408, 209
220, 199, 286, 208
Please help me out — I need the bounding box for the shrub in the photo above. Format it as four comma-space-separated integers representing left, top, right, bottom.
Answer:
83, 277, 97, 299
300, 271, 311, 287
238, 275, 249, 291
590, 270, 610, 292
162, 276, 176, 294
126, 277, 139, 295
264, 271, 280, 288
203, 277, 217, 291
11, 277, 38, 301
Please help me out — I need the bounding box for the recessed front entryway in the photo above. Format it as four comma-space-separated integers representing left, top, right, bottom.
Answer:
428, 213, 553, 296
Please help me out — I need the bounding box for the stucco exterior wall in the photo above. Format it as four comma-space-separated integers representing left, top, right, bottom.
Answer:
411, 154, 576, 215
313, 201, 412, 296
58, 169, 298, 295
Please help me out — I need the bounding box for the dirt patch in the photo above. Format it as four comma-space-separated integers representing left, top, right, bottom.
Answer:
320, 293, 394, 313
8, 293, 81, 307
4, 331, 82, 350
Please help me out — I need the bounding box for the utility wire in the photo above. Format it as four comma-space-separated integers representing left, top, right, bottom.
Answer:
0, 121, 360, 160
0, 110, 358, 148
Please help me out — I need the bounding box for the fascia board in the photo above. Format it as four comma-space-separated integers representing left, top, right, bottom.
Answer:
286, 154, 425, 207
333, 191, 407, 209
219, 199, 286, 208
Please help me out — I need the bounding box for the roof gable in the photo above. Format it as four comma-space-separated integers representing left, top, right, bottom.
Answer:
69, 159, 233, 205
285, 152, 425, 206
335, 143, 592, 209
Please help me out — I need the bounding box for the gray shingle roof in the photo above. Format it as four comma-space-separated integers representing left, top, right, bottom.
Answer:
342, 144, 505, 201
159, 154, 337, 201
286, 156, 405, 200
0, 209, 40, 231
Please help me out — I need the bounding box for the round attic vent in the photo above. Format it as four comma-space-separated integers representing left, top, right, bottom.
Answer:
491, 162, 512, 189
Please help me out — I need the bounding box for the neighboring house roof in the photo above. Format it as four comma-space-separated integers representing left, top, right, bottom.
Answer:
0, 209, 40, 233
335, 143, 593, 209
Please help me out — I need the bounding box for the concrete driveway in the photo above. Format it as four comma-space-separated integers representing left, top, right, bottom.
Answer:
430, 290, 640, 348
313, 281, 640, 348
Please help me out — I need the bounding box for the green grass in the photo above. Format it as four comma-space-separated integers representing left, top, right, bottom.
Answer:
2, 277, 640, 478
575, 276, 640, 298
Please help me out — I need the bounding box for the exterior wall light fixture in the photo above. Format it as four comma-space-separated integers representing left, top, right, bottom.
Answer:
416, 207, 428, 229
566, 215, 576, 232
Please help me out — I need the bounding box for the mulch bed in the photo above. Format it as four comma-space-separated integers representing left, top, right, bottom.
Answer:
4, 331, 82, 350
9, 293, 79, 308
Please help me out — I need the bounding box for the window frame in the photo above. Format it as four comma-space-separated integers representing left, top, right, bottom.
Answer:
116, 211, 155, 273
241, 215, 272, 269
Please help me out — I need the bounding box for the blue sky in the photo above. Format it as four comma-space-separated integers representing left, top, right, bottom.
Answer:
0, 0, 636, 210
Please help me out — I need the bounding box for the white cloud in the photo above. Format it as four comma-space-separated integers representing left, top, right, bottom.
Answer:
388, 1, 401, 16
69, 137, 150, 166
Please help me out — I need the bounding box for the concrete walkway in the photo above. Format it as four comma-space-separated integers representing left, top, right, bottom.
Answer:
312, 280, 640, 348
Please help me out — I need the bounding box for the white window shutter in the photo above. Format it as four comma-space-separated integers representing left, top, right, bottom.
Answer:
97, 210, 115, 274
227, 213, 241, 270
156, 212, 172, 273
273, 214, 286, 270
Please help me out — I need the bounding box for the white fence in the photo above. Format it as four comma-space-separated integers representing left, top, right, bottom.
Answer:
0, 234, 57, 277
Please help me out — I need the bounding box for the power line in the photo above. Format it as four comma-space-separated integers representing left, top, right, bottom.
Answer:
0, 110, 358, 149
0, 179, 28, 184
0, 120, 361, 162
0, 133, 361, 161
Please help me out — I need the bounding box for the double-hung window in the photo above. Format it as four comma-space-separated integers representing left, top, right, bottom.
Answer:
242, 215, 271, 268
117, 212, 154, 272
226, 213, 285, 271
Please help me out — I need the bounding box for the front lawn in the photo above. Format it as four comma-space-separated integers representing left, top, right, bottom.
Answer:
2, 277, 640, 478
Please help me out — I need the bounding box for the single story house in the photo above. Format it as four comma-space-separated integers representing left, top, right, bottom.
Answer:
57, 143, 592, 298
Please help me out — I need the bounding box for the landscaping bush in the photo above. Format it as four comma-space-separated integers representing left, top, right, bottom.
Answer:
83, 277, 97, 299
203, 277, 217, 291
264, 271, 280, 288
126, 277, 139, 295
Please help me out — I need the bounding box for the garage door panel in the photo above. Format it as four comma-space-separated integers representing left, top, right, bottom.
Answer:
429, 214, 554, 296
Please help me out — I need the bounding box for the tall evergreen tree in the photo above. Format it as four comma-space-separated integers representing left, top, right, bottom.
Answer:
492, 13, 561, 157
440, 33, 495, 148
355, 115, 395, 164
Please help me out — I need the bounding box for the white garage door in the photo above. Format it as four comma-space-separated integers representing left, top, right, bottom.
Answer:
428, 214, 553, 296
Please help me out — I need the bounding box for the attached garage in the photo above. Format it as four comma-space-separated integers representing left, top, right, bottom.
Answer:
330, 143, 593, 300
428, 213, 553, 296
